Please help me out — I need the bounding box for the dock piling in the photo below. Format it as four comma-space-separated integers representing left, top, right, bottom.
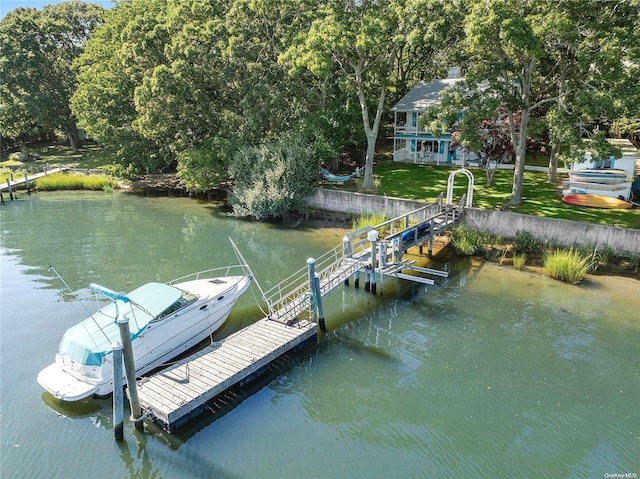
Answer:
6, 179, 14, 201
368, 230, 379, 295
314, 274, 326, 332
112, 342, 124, 441
428, 220, 434, 258
307, 258, 317, 318
117, 315, 143, 431
24, 172, 30, 194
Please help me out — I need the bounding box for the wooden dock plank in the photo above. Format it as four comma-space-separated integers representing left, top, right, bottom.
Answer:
138, 318, 318, 428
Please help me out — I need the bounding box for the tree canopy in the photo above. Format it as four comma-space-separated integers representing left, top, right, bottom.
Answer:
0, 0, 104, 151
2, 0, 638, 211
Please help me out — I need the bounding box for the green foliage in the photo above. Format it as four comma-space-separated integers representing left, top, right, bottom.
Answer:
101, 163, 138, 182
34, 172, 117, 191
0, 1, 104, 149
228, 136, 315, 220
543, 249, 591, 284
352, 213, 388, 231
512, 253, 527, 270
449, 224, 496, 256
513, 230, 542, 255
71, 0, 167, 172
177, 135, 239, 193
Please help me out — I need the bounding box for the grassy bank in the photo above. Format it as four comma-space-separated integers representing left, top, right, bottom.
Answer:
34, 172, 117, 191
446, 223, 640, 280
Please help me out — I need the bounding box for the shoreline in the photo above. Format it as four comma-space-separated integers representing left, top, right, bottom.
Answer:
117, 173, 639, 281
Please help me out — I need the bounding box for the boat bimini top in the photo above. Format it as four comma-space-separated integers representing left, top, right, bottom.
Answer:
58, 282, 183, 367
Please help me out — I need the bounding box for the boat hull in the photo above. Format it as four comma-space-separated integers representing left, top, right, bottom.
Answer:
563, 181, 627, 192
562, 194, 632, 209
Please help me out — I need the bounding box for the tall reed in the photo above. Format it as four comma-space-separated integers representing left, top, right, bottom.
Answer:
543, 249, 591, 284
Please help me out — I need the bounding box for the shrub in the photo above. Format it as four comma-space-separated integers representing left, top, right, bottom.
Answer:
543, 249, 591, 284
102, 163, 138, 182
229, 135, 315, 220
514, 230, 542, 255
450, 224, 495, 256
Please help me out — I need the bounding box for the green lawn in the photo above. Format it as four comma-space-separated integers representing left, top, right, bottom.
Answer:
1, 142, 116, 170
320, 160, 639, 230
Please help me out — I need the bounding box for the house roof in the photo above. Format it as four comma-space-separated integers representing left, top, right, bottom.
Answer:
391, 77, 465, 112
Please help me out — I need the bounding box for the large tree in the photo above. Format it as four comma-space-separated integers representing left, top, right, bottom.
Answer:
455, 0, 639, 205
71, 0, 169, 173
280, 0, 406, 191
0, 1, 104, 151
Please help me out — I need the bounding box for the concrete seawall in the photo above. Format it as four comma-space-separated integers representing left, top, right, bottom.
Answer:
306, 189, 640, 256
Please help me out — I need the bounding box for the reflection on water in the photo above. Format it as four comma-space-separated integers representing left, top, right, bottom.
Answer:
1, 192, 639, 478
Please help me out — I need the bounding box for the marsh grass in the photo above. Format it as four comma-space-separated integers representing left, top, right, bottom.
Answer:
450, 224, 497, 256
512, 253, 527, 270
543, 249, 591, 284
34, 172, 118, 191
352, 212, 389, 230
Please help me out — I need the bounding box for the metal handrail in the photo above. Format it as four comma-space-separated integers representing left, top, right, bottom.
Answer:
167, 264, 249, 285
262, 204, 462, 321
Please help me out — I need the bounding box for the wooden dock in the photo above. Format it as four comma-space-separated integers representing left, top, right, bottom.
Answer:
138, 318, 317, 431
138, 192, 466, 432
1, 166, 69, 199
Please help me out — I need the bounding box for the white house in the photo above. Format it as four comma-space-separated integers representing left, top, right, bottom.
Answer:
391, 67, 471, 165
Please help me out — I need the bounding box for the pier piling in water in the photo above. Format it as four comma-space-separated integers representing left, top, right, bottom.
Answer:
5, 179, 14, 201
314, 274, 326, 332
112, 342, 124, 441
117, 315, 143, 431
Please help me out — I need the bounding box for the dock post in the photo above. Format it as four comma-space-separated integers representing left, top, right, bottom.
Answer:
24, 172, 31, 194
368, 230, 378, 295
354, 270, 360, 289
342, 235, 352, 258
342, 236, 351, 286
378, 242, 386, 296
378, 241, 386, 268
364, 268, 371, 292
314, 274, 326, 332
370, 268, 377, 295
117, 314, 144, 431
6, 179, 14, 201
428, 220, 434, 258
112, 341, 124, 441
307, 258, 316, 319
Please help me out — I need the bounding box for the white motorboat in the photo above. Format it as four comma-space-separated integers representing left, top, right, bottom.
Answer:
37, 265, 251, 401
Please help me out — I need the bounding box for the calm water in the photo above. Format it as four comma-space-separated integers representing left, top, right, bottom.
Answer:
1, 192, 639, 479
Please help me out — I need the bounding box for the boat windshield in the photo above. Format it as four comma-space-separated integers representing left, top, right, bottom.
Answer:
152, 290, 198, 321
58, 282, 182, 367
